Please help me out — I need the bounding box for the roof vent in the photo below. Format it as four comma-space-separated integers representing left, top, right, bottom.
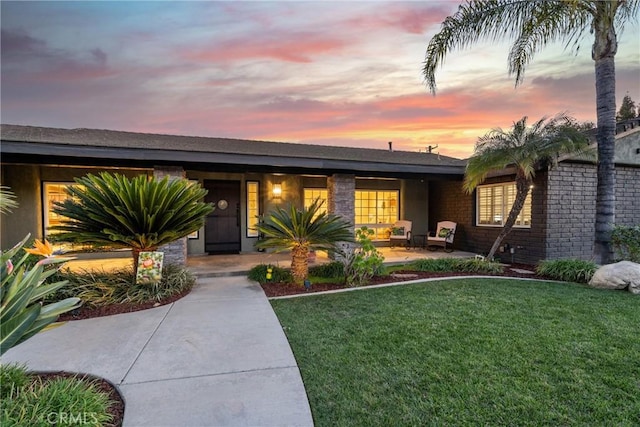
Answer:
388, 141, 393, 152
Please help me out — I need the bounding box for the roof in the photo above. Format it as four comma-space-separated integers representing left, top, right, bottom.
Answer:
0, 124, 465, 177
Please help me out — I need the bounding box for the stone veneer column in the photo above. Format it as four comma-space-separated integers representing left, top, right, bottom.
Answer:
327, 174, 355, 258
153, 166, 187, 266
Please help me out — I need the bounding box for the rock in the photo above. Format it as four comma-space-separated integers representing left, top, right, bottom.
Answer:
589, 261, 640, 294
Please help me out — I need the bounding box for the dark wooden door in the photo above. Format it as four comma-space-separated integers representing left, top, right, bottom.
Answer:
204, 180, 241, 254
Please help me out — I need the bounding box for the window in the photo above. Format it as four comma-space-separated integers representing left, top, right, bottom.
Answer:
476, 183, 531, 228
303, 188, 328, 217
355, 190, 399, 239
43, 182, 77, 236
246, 181, 260, 237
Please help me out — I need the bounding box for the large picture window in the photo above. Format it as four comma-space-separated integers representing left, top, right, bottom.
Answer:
476, 183, 531, 228
355, 190, 399, 239
246, 181, 260, 237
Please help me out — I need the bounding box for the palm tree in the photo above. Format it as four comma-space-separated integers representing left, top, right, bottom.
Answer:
464, 114, 591, 261
423, 0, 639, 264
255, 199, 354, 282
51, 172, 213, 271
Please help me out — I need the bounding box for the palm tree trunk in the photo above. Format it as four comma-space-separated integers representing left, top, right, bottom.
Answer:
592, 17, 618, 265
291, 246, 309, 283
486, 177, 530, 261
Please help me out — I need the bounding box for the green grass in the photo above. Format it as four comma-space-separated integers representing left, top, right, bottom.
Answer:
1, 364, 114, 426
271, 279, 640, 426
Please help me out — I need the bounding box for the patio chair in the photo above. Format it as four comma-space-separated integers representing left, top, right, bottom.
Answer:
389, 220, 412, 248
427, 221, 457, 253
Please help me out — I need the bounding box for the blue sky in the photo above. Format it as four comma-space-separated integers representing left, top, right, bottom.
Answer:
2, 1, 639, 158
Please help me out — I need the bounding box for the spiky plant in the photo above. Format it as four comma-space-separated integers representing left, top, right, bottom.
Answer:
255, 199, 354, 282
464, 114, 591, 260
50, 172, 213, 269
0, 186, 18, 215
423, 0, 639, 264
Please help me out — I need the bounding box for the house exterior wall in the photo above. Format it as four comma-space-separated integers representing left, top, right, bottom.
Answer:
545, 163, 640, 261
154, 165, 188, 266
429, 174, 547, 265
1, 165, 147, 249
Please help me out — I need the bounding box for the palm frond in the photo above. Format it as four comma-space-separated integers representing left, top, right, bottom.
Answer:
50, 172, 213, 250
423, 0, 595, 93
463, 113, 590, 193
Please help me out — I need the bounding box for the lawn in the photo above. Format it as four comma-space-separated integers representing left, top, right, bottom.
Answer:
271, 278, 640, 426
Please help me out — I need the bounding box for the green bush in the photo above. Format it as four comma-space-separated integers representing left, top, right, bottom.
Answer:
0, 363, 30, 398
1, 365, 113, 426
611, 225, 640, 263
343, 227, 385, 287
44, 264, 195, 306
308, 261, 345, 279
247, 264, 294, 285
410, 258, 503, 274
536, 259, 598, 284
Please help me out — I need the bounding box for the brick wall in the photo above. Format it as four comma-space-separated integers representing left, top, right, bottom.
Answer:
429, 174, 547, 265
546, 163, 640, 261
154, 165, 187, 266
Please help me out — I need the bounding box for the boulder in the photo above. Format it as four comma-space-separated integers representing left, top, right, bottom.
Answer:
589, 261, 640, 294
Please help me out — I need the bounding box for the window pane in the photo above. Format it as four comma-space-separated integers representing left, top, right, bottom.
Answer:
247, 181, 259, 237
303, 188, 327, 219
477, 183, 531, 228
355, 189, 399, 239
43, 183, 77, 235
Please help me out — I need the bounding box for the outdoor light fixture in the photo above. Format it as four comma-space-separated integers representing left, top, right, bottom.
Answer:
272, 184, 282, 198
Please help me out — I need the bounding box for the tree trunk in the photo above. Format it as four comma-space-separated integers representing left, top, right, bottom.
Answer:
486, 177, 530, 261
592, 16, 618, 265
290, 245, 309, 283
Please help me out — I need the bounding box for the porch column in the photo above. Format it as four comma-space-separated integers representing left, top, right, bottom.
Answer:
153, 166, 187, 266
327, 174, 355, 258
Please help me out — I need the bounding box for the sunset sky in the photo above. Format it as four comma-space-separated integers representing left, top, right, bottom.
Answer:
2, 1, 639, 158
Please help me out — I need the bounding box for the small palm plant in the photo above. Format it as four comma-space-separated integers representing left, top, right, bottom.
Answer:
464, 114, 591, 260
50, 172, 213, 271
255, 199, 354, 282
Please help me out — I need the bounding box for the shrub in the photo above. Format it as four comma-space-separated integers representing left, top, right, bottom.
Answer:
308, 261, 345, 279
611, 225, 640, 263
0, 363, 30, 398
1, 236, 81, 356
1, 365, 114, 426
44, 264, 195, 306
410, 258, 503, 274
343, 227, 385, 287
536, 259, 598, 283
247, 264, 294, 285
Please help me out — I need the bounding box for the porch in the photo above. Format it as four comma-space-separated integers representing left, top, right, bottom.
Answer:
65, 247, 477, 278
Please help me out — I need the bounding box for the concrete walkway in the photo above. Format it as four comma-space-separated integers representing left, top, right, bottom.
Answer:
2, 276, 314, 427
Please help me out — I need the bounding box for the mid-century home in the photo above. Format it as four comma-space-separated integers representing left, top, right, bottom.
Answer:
1, 122, 639, 265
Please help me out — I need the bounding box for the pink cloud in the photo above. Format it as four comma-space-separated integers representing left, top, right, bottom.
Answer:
183, 32, 347, 64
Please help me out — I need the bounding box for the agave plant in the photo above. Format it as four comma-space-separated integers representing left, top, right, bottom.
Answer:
1, 235, 81, 356
50, 172, 213, 269
255, 199, 354, 282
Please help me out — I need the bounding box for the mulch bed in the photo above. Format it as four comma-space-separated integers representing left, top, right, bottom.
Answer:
31, 371, 124, 427
58, 288, 191, 321
261, 264, 550, 297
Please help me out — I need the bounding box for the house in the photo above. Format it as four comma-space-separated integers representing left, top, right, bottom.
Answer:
2, 122, 639, 265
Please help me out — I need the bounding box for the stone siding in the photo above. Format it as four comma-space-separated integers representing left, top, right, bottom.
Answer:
154, 165, 188, 266
327, 174, 355, 230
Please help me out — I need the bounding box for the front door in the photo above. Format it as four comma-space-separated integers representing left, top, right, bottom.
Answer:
204, 180, 241, 254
